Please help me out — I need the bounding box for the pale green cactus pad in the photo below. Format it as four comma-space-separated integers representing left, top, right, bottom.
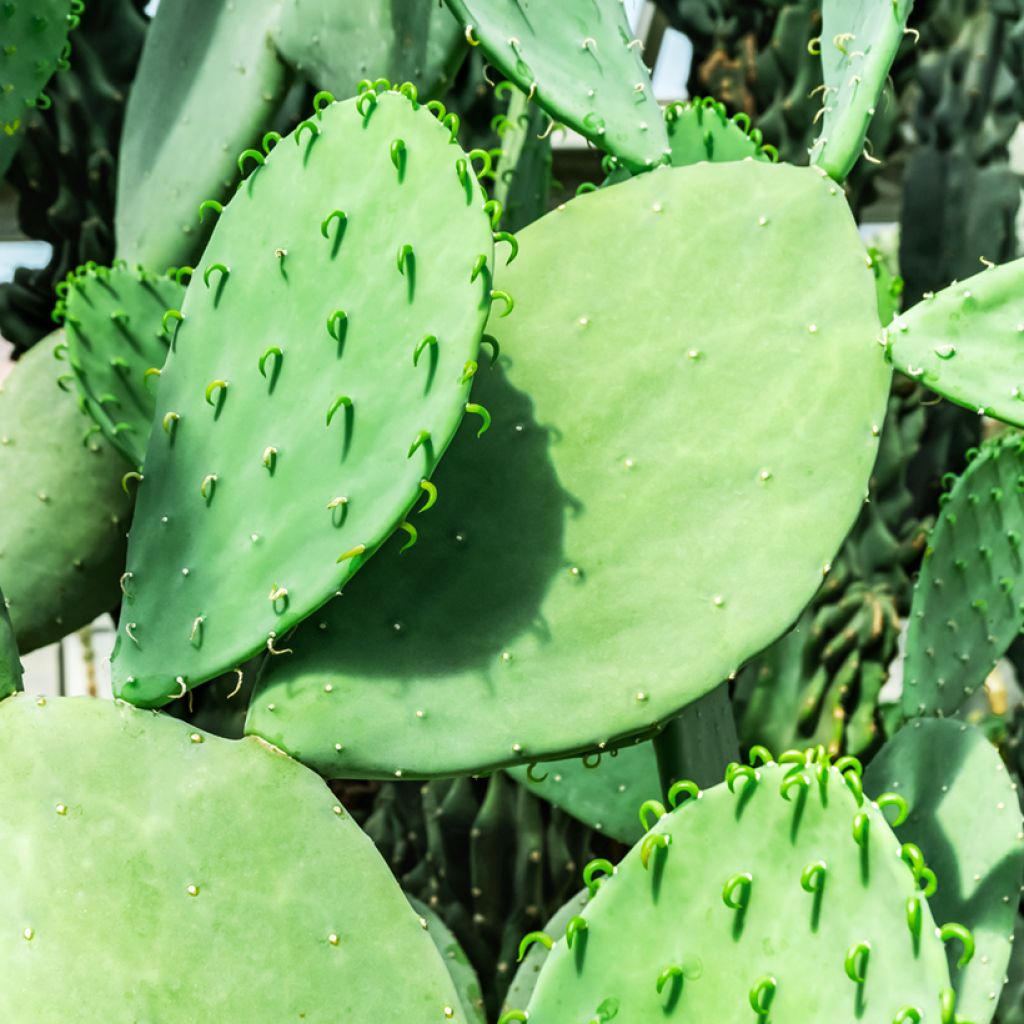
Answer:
0, 333, 131, 653
0, 586, 22, 699
885, 257, 1024, 428
811, 0, 914, 182
442, 0, 668, 171
0, 0, 78, 178
508, 743, 660, 844
247, 159, 890, 779
0, 693, 466, 1023
516, 753, 961, 1023
901, 433, 1024, 719
61, 263, 185, 467
866, 719, 1024, 1024
111, 88, 494, 707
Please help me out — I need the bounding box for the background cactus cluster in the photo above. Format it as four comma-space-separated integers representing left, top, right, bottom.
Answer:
3, 1, 1024, 1021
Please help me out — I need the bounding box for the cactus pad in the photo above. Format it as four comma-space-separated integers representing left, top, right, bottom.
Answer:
508, 743, 660, 844
0, 587, 22, 700
247, 158, 890, 778
441, 0, 668, 171
901, 433, 1024, 719
0, 333, 131, 653
62, 263, 185, 467
517, 753, 957, 1023
885, 257, 1024, 428
811, 0, 914, 182
0, 0, 78, 178
111, 88, 494, 707
866, 719, 1024, 1024
0, 693, 466, 1022
665, 97, 777, 166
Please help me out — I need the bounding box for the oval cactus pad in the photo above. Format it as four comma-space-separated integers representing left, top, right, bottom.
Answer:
111, 87, 495, 706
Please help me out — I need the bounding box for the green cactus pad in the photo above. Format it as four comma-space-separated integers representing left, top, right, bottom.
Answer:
866, 719, 1024, 1024
518, 754, 955, 1023
811, 0, 914, 182
409, 897, 487, 1024
0, 693, 466, 1022
441, 0, 668, 171
901, 433, 1024, 719
665, 97, 777, 166
246, 159, 890, 779
115, 0, 290, 269
62, 263, 185, 467
0, 0, 77, 178
0, 332, 131, 653
493, 83, 552, 233
271, 0, 465, 102
0, 587, 22, 700
111, 89, 494, 707
508, 743, 660, 844
885, 257, 1024, 428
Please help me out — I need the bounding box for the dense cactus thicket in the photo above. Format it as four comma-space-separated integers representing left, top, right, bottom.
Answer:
3, 1, 1024, 1021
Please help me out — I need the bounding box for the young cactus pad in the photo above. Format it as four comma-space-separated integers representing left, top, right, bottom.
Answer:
61, 263, 185, 467
901, 433, 1024, 719
442, 0, 669, 171
664, 97, 777, 166
0, 1, 78, 178
885, 256, 1024, 428
246, 158, 890, 778
810, 0, 915, 182
0, 693, 466, 1022
111, 88, 494, 707
865, 719, 1024, 1024
0, 332, 131, 653
517, 753, 957, 1023
0, 587, 23, 700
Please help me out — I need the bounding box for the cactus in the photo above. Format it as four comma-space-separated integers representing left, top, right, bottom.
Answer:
508, 742, 660, 845
60, 262, 185, 467
441, 0, 669, 171
885, 257, 1024, 428
901, 432, 1024, 720
0, 691, 467, 1021
0, 0, 80, 177
664, 96, 778, 165
865, 719, 1024, 1024
111, 86, 495, 707
513, 748, 968, 1023
492, 83, 552, 233
0, 586, 23, 700
0, 332, 131, 652
247, 157, 889, 779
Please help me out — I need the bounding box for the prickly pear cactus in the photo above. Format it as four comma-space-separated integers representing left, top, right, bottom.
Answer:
0, 587, 22, 700
515, 750, 966, 1023
902, 433, 1024, 720
0, 692, 467, 1022
60, 263, 185, 467
442, 0, 669, 171
0, 0, 80, 177
492, 83, 552, 233
111, 87, 495, 707
0, 332, 131, 652
247, 158, 890, 779
866, 719, 1024, 1024
665, 97, 777, 166
885, 258, 1024, 428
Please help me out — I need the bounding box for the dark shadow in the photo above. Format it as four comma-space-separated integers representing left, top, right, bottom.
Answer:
788, 785, 808, 843
660, 975, 683, 1016
809, 883, 824, 934
731, 903, 748, 942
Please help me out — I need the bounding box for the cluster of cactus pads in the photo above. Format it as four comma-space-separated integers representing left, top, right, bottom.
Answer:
4, 0, 1024, 1020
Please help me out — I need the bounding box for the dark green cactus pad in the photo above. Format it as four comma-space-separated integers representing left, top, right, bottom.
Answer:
811, 0, 914, 182
0, 332, 131, 653
247, 158, 890, 779
115, 0, 291, 269
507, 743, 660, 844
111, 88, 494, 707
901, 433, 1024, 719
517, 753, 956, 1023
493, 83, 552, 234
442, 0, 669, 171
61, 263, 185, 467
866, 719, 1024, 1024
0, 0, 78, 178
0, 587, 23, 700
0, 693, 467, 1022
409, 897, 487, 1024
886, 258, 1024, 428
